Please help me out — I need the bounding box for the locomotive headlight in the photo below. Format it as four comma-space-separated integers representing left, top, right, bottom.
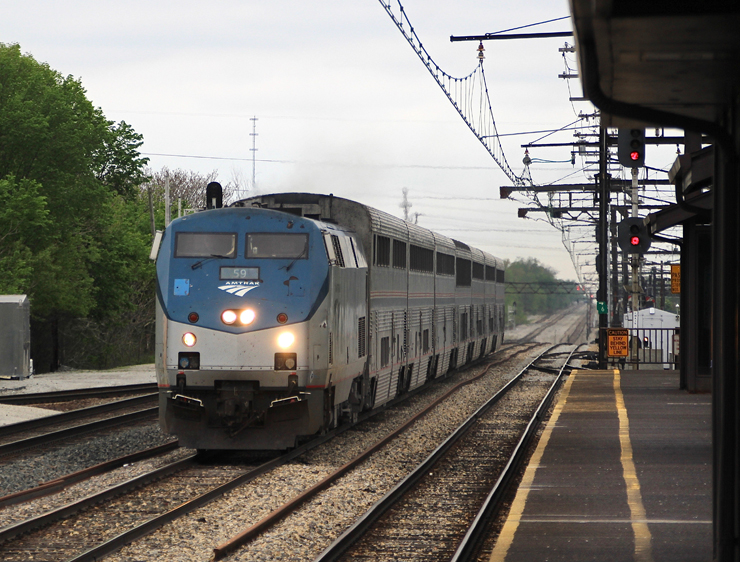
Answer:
240, 309, 256, 325
221, 310, 237, 325
277, 332, 295, 349
182, 332, 197, 347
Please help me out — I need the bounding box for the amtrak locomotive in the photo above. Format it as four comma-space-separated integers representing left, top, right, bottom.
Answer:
154, 189, 505, 450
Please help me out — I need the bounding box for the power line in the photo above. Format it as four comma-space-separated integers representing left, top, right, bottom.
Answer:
141, 152, 503, 170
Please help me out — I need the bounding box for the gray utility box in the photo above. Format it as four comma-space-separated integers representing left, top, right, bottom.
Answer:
0, 295, 31, 379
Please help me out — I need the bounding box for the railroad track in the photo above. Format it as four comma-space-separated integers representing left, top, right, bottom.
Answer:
508, 307, 582, 344
0, 394, 158, 457
0, 383, 157, 405
0, 442, 180, 509
0, 344, 543, 562
313, 345, 577, 562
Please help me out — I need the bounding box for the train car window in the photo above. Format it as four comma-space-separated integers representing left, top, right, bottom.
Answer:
380, 336, 390, 367
175, 232, 236, 258
246, 233, 308, 259
375, 235, 391, 266
393, 240, 407, 269
410, 245, 433, 273
436, 252, 455, 276
472, 262, 484, 280
485, 265, 496, 281
496, 268, 505, 283
456, 258, 472, 287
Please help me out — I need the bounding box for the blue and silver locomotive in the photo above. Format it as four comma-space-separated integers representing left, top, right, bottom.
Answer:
154, 190, 505, 450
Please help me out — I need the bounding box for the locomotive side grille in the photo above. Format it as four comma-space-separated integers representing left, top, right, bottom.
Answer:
403, 310, 408, 356
358, 316, 366, 358
331, 235, 345, 267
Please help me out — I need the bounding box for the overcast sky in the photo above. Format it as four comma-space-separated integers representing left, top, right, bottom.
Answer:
2, 0, 609, 280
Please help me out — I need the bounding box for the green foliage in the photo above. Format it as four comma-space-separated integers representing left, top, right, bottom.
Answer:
0, 176, 50, 294
504, 258, 579, 325
0, 43, 152, 370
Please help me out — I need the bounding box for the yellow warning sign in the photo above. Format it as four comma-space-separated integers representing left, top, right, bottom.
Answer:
607, 328, 629, 357
671, 264, 681, 294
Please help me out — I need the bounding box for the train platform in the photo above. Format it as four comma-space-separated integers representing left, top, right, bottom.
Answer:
491, 368, 711, 562
0, 364, 156, 426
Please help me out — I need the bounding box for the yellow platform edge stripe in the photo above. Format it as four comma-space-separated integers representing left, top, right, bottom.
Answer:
489, 369, 654, 562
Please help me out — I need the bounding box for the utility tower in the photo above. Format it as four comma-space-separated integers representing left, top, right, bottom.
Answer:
400, 188, 412, 221
250, 116, 258, 194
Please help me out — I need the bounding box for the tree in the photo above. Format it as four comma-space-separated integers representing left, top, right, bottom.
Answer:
0, 176, 50, 295
0, 43, 150, 370
142, 167, 238, 208
504, 258, 579, 325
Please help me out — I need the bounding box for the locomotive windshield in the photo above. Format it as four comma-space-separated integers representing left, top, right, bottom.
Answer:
175, 232, 236, 258
246, 233, 308, 259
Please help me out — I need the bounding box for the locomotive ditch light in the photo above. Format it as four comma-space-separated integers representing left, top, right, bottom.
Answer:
240, 309, 256, 325
182, 332, 197, 347
275, 353, 297, 370
277, 332, 295, 349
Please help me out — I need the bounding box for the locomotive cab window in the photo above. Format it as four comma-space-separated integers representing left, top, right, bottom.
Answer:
175, 232, 237, 258
246, 233, 308, 259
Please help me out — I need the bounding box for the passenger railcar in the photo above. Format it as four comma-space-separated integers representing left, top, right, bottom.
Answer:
154, 190, 505, 450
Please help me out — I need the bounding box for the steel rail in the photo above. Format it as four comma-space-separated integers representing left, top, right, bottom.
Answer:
0, 441, 179, 509
215, 346, 551, 561
449, 345, 580, 562
313, 346, 560, 562
67, 424, 356, 562
0, 455, 197, 545
28, 346, 535, 562
0, 383, 157, 404
0, 393, 157, 439
507, 308, 572, 343
0, 407, 158, 457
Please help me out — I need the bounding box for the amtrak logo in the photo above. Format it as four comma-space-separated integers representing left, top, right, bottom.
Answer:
218, 281, 260, 297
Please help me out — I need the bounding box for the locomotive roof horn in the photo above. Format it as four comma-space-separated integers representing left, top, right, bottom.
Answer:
206, 182, 223, 209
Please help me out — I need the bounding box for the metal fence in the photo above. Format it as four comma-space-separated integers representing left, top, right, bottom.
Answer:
606, 327, 679, 370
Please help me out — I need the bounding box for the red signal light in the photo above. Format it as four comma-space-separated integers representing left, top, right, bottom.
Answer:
630, 235, 641, 246
630, 151, 640, 161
